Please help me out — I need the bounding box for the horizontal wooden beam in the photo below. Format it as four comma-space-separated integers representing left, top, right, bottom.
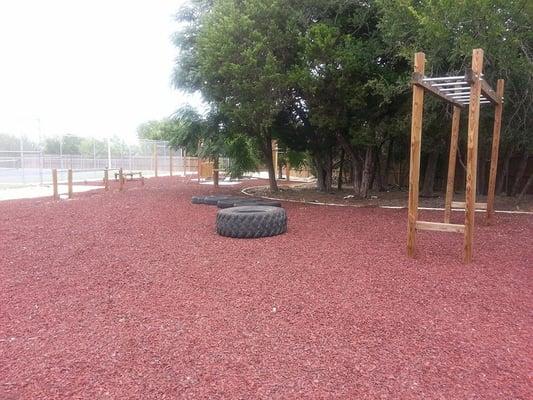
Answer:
412, 73, 466, 109
465, 69, 502, 105
451, 201, 487, 210
416, 221, 465, 233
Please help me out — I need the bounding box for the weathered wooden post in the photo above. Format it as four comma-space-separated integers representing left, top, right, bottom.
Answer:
67, 169, 73, 199
169, 148, 173, 177
52, 168, 59, 200
486, 79, 505, 225
407, 52, 425, 258
464, 48, 483, 263
119, 168, 124, 191
271, 140, 278, 182
197, 158, 201, 183
444, 106, 461, 223
104, 168, 109, 191
183, 149, 187, 177
153, 143, 158, 178
213, 156, 219, 188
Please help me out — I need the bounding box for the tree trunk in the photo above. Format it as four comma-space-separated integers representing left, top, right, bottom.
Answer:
421, 152, 438, 197
213, 156, 219, 188
352, 158, 362, 194
324, 151, 333, 192
360, 147, 375, 198
278, 162, 283, 180
336, 133, 361, 195
263, 137, 278, 192
314, 154, 327, 192
337, 148, 345, 190
497, 149, 511, 195
511, 150, 529, 196
516, 173, 532, 204
381, 138, 393, 190
371, 147, 382, 191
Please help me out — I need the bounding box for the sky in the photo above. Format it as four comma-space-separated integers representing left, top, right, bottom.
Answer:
0, 0, 202, 143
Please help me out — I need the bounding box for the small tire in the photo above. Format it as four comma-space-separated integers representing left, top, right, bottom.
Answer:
204, 195, 235, 206
216, 198, 249, 209
216, 206, 287, 238
191, 195, 205, 204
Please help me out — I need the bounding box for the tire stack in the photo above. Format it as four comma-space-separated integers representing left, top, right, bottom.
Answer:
191, 195, 287, 238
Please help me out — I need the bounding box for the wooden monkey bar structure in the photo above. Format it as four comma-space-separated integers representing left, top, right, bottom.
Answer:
407, 48, 504, 263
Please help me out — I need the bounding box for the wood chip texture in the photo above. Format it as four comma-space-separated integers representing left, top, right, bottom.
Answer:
0, 177, 531, 399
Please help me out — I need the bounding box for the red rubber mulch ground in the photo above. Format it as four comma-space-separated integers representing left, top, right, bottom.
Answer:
1, 177, 532, 399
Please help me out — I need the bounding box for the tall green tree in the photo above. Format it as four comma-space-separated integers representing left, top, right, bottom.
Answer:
173, 0, 302, 191
378, 0, 533, 195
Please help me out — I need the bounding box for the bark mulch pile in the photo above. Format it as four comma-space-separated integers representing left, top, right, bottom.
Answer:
1, 177, 531, 399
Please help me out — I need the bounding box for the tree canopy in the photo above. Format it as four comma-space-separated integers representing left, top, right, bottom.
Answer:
156, 0, 532, 195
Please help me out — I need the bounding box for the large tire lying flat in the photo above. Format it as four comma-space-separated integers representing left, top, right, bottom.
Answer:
216, 206, 287, 238
217, 198, 282, 209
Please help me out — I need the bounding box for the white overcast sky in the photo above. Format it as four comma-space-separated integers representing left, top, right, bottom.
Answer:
0, 0, 202, 143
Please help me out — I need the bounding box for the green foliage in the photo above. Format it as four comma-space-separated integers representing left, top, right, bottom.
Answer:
170, 0, 532, 191
0, 133, 38, 151
378, 0, 533, 151
225, 135, 260, 178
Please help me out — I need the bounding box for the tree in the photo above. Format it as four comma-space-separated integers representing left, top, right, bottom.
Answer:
378, 0, 533, 195
288, 1, 410, 196
173, 0, 302, 191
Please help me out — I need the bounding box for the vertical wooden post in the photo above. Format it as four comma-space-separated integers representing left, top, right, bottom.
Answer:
104, 168, 109, 191
464, 49, 484, 263
407, 52, 425, 258
486, 79, 505, 225
153, 143, 158, 177
213, 156, 219, 188
119, 168, 124, 191
52, 168, 59, 200
197, 159, 201, 183
169, 148, 173, 177
183, 150, 187, 177
67, 169, 73, 199
271, 140, 278, 181
444, 106, 461, 223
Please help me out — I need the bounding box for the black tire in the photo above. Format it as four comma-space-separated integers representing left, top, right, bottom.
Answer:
217, 198, 282, 209
216, 198, 252, 209
191, 195, 206, 204
216, 206, 287, 238
204, 195, 236, 206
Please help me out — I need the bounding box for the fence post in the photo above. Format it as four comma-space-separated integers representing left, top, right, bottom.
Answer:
119, 168, 124, 191
104, 168, 109, 191
39, 150, 43, 185
183, 151, 187, 177
67, 169, 73, 199
169, 149, 173, 177
153, 143, 158, 177
52, 168, 59, 200
198, 159, 201, 183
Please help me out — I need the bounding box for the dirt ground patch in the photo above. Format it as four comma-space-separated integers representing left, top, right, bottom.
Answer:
1, 177, 531, 399
246, 182, 533, 211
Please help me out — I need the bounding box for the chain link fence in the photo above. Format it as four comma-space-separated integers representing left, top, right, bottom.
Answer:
0, 139, 200, 188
